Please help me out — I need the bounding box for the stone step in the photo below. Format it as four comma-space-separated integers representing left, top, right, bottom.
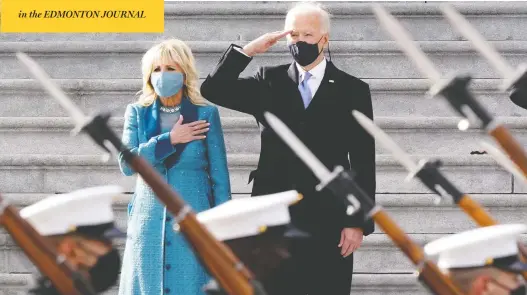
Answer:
0, 117, 259, 155
1, 116, 527, 155
2, 166, 525, 233
1, 41, 527, 79
1, 78, 523, 118
10, 232, 527, 274
8, 234, 526, 274
0, 154, 516, 196
0, 78, 247, 118
4, 193, 527, 232
0, 273, 425, 295
1, 2, 526, 42
1, 193, 527, 273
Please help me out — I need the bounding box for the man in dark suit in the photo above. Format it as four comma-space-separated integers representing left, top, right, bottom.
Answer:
200, 2, 376, 294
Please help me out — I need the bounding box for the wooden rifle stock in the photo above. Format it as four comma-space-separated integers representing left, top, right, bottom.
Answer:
457, 195, 496, 227
488, 125, 527, 177
457, 194, 527, 280
120, 148, 255, 295
409, 160, 527, 281
373, 210, 465, 295
411, 160, 527, 281
429, 78, 527, 265
459, 123, 527, 279
0, 194, 95, 295
318, 169, 465, 295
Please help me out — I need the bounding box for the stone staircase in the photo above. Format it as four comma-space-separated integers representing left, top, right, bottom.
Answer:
2, 2, 527, 294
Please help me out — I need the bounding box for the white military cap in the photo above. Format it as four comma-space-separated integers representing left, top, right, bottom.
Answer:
19, 185, 126, 238
196, 190, 302, 241
424, 224, 527, 273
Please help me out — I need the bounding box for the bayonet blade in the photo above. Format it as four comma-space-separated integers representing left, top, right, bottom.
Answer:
480, 141, 527, 184
352, 111, 419, 174
372, 4, 442, 85
264, 112, 332, 183
16, 52, 87, 127
440, 4, 515, 79
16, 52, 112, 160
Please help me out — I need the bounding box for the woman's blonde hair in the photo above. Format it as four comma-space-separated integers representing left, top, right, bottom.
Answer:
137, 39, 208, 106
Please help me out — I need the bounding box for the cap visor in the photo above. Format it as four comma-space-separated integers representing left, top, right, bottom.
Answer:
283, 225, 311, 239
102, 227, 127, 239
498, 260, 527, 272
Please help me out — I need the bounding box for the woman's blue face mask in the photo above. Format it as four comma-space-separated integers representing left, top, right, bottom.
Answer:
150, 71, 184, 98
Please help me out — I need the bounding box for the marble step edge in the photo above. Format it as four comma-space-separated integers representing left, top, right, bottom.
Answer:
2, 193, 526, 210
0, 154, 513, 168
0, 78, 507, 92
2, 40, 527, 54
1, 116, 527, 130
0, 273, 422, 290
2, 232, 527, 249
163, 2, 527, 16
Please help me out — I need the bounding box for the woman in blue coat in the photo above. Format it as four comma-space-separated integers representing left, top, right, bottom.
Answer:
117, 39, 231, 295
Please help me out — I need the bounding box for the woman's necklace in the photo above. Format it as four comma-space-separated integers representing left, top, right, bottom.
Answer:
160, 104, 182, 113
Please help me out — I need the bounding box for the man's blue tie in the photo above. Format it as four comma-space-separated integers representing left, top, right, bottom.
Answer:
298, 71, 312, 109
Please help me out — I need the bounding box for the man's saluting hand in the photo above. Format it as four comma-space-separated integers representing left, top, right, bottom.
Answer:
242, 30, 293, 57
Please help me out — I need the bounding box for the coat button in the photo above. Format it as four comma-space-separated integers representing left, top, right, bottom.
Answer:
164, 288, 170, 293
166, 264, 171, 270
166, 216, 172, 222
165, 241, 172, 246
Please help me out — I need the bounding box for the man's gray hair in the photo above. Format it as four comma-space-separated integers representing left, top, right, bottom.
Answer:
285, 1, 331, 34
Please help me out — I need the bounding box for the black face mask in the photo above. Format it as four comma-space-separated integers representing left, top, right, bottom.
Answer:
28, 248, 121, 294
29, 277, 61, 295
510, 284, 527, 295
288, 37, 325, 67
89, 248, 121, 292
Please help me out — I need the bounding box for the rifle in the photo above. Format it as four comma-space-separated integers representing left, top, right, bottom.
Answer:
373, 4, 527, 192
15, 52, 262, 295
439, 4, 527, 113
264, 112, 465, 295
372, 4, 527, 195
0, 194, 96, 295
351, 110, 527, 282
371, 3, 527, 271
